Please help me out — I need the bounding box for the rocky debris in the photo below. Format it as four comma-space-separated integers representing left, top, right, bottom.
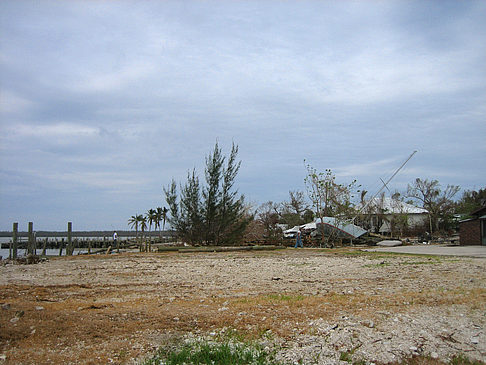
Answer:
9, 310, 24, 324
0, 250, 485, 364
1, 255, 48, 265
163, 313, 485, 365
272, 311, 485, 364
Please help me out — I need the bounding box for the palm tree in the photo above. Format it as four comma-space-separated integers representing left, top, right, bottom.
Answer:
162, 206, 168, 236
128, 215, 140, 242
136, 214, 146, 251
146, 209, 156, 233
146, 208, 157, 251
154, 207, 169, 242
155, 207, 163, 239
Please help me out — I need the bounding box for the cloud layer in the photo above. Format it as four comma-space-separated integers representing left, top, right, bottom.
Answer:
1, 1, 485, 230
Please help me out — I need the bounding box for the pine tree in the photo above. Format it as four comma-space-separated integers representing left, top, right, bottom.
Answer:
216, 143, 250, 245
164, 142, 250, 246
181, 169, 203, 244
164, 179, 180, 233
203, 142, 224, 245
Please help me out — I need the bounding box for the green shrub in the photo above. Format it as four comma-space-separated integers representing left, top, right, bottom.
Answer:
339, 351, 353, 363
143, 339, 285, 365
450, 354, 485, 365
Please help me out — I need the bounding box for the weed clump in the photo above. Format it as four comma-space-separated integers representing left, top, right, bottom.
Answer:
143, 339, 284, 365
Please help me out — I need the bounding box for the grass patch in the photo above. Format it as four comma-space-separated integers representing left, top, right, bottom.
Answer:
340, 248, 459, 267
227, 288, 486, 335
289, 262, 313, 267
339, 249, 444, 260
399, 259, 441, 265
363, 258, 444, 267
213, 328, 251, 343
363, 262, 391, 268
143, 339, 285, 365
265, 294, 305, 302
339, 344, 363, 364
339, 351, 353, 363
233, 293, 306, 308
450, 353, 486, 365
211, 327, 275, 344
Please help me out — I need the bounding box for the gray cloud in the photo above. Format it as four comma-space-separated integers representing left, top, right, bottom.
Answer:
1, 0, 485, 230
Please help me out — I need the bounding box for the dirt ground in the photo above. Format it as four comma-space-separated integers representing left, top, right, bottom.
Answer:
0, 248, 485, 364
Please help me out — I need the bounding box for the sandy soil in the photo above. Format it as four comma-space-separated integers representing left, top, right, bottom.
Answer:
0, 248, 485, 364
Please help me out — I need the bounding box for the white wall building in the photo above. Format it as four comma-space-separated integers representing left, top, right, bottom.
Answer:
361, 197, 428, 234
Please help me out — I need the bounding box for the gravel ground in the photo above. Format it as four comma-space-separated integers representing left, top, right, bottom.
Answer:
0, 248, 485, 364
367, 244, 486, 258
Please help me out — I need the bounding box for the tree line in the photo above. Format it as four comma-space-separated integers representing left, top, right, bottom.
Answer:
127, 207, 168, 251
129, 142, 485, 246
255, 165, 485, 244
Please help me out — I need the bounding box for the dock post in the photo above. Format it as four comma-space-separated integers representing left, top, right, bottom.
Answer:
42, 238, 47, 256
59, 238, 64, 256
67, 222, 73, 255
28, 222, 34, 255
33, 231, 37, 256
12, 222, 18, 259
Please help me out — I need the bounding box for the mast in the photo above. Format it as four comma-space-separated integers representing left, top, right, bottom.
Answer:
356, 150, 417, 216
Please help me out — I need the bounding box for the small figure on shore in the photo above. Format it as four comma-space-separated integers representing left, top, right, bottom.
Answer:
113, 231, 118, 246
294, 228, 303, 248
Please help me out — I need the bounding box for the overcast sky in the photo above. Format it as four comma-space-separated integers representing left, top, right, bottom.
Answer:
1, 1, 485, 231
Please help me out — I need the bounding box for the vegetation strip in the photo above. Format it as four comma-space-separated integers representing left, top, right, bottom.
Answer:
143, 339, 284, 365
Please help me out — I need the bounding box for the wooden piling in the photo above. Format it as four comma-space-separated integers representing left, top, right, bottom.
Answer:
28, 222, 34, 255
12, 222, 18, 259
59, 238, 64, 256
42, 238, 47, 256
67, 222, 72, 256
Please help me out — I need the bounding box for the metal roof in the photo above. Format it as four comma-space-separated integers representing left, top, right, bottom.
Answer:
362, 197, 428, 214
284, 218, 367, 239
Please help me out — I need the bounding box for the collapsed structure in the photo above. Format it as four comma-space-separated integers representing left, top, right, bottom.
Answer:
283, 197, 429, 242
284, 217, 367, 240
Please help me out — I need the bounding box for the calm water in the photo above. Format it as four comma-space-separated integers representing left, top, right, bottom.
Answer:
0, 236, 113, 258
0, 248, 88, 259
0, 237, 115, 243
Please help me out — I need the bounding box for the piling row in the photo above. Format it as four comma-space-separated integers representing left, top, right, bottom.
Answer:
4, 222, 138, 259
